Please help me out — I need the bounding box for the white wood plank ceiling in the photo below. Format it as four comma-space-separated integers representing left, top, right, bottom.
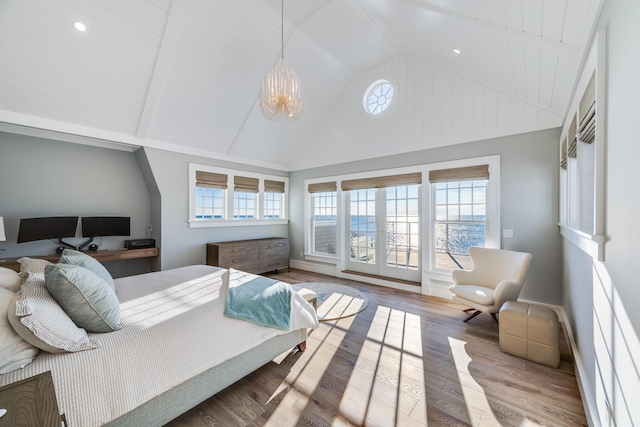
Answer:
0, 0, 603, 170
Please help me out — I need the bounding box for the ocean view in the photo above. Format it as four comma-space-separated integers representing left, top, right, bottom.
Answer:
315, 215, 486, 255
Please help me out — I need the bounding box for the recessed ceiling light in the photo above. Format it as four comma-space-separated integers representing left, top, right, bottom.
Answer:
453, 48, 461, 54
73, 21, 87, 32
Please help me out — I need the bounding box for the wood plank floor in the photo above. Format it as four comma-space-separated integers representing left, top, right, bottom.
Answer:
165, 269, 587, 427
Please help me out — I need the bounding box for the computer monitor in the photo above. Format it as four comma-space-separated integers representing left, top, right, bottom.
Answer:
79, 216, 130, 251
81, 216, 130, 238
17, 216, 79, 249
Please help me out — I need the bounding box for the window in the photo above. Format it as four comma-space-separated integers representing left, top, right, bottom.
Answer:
433, 179, 486, 269
195, 187, 224, 219
233, 192, 255, 219
308, 181, 338, 257
264, 179, 286, 219
429, 163, 495, 271
188, 164, 288, 227
363, 79, 394, 115
195, 171, 227, 219
313, 191, 337, 254
264, 192, 282, 218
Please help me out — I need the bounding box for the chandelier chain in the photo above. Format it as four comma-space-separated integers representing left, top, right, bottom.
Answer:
281, 0, 284, 62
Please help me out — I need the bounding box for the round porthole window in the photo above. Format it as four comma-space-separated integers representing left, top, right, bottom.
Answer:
363, 79, 394, 115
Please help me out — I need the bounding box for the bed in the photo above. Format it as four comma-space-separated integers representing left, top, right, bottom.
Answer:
0, 262, 318, 427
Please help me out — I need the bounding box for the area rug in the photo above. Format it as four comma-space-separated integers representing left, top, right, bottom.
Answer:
298, 283, 369, 321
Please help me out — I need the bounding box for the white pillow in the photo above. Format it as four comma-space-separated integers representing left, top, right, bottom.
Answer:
0, 287, 39, 373
0, 266, 21, 292
10, 272, 100, 353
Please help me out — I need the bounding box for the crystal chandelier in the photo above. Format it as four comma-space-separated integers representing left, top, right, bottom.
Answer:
259, 0, 303, 121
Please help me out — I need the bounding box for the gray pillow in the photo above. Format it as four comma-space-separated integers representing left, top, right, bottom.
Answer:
44, 264, 121, 333
59, 249, 115, 290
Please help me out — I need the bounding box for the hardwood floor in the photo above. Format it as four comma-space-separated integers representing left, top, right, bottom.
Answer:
165, 269, 587, 427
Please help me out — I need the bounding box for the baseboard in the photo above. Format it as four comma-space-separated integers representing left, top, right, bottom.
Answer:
289, 259, 337, 277
559, 308, 598, 427
338, 271, 421, 293
516, 298, 564, 324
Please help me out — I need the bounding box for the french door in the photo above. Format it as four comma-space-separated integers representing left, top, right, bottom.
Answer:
346, 185, 420, 282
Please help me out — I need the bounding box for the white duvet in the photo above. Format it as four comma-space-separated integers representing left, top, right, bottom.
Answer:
0, 265, 318, 427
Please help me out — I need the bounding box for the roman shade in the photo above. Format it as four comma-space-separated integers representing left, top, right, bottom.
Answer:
560, 137, 568, 170
234, 176, 259, 193
196, 171, 228, 189
429, 165, 489, 183
308, 182, 337, 193
264, 180, 285, 193
568, 114, 577, 158
578, 71, 596, 144
341, 172, 421, 191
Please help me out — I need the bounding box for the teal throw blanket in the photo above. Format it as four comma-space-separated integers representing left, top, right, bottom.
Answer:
224, 276, 292, 330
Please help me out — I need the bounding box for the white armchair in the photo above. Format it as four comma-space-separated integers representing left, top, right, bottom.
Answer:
449, 247, 532, 323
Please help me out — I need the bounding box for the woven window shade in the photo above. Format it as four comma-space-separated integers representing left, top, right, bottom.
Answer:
568, 114, 577, 158
428, 165, 489, 183
196, 171, 228, 189
578, 71, 596, 144
341, 172, 421, 191
308, 181, 337, 193
264, 180, 285, 193
234, 176, 259, 193
560, 137, 568, 170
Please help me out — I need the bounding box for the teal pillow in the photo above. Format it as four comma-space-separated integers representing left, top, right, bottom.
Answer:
44, 264, 121, 333
60, 249, 115, 290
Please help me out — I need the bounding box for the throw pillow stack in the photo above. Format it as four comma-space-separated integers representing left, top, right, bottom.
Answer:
1, 250, 122, 374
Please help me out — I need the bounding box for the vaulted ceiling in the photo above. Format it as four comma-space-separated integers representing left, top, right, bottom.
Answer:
0, 0, 603, 171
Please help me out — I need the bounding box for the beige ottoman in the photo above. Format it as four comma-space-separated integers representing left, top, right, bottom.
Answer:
499, 301, 560, 368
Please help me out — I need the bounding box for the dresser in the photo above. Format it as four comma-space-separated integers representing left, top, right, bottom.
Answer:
0, 371, 64, 427
206, 237, 290, 274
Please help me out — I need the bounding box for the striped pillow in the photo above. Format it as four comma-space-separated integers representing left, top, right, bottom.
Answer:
10, 273, 100, 353
17, 257, 52, 280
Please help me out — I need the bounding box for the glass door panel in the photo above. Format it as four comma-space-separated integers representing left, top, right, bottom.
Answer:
382, 185, 420, 281
346, 185, 421, 282
347, 189, 377, 274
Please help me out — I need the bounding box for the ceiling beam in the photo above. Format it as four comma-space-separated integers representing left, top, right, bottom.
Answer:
392, 0, 580, 53
135, 0, 189, 140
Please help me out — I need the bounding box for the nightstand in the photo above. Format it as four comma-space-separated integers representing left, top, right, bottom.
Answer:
0, 371, 65, 427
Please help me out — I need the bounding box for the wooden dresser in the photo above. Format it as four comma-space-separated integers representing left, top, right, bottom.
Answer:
206, 237, 290, 274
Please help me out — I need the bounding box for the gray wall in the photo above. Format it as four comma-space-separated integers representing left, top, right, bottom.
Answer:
139, 147, 289, 270
561, 0, 640, 424
0, 132, 151, 277
290, 128, 562, 304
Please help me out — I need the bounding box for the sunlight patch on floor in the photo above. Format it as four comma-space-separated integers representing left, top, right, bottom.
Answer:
448, 336, 502, 426
266, 316, 357, 424
338, 305, 428, 426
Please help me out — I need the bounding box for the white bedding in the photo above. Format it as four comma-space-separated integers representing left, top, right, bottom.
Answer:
0, 265, 317, 427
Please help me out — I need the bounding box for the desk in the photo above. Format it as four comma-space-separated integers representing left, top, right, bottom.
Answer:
0, 247, 159, 273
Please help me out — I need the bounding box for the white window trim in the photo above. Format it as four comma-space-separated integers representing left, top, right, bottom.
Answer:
304, 178, 340, 264
558, 30, 606, 261
423, 155, 501, 285
303, 157, 499, 297
188, 163, 289, 228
